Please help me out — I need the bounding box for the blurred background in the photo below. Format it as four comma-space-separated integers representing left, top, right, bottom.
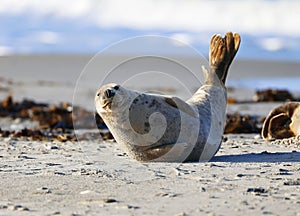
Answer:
1, 0, 300, 60
0, 0, 300, 107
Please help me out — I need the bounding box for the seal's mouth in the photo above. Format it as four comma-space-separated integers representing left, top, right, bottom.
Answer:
100, 88, 117, 109
101, 99, 112, 108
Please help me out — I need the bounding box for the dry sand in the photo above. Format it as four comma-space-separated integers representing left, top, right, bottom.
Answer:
0, 135, 299, 216
0, 55, 300, 215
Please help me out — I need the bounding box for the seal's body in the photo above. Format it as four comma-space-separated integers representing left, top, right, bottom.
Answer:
95, 32, 241, 162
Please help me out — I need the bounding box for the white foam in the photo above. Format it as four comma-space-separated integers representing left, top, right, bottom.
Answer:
1, 0, 300, 36
259, 37, 285, 52
0, 45, 13, 56
34, 31, 61, 44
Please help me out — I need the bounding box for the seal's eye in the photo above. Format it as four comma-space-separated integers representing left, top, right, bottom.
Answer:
97, 92, 100, 97
114, 85, 120, 90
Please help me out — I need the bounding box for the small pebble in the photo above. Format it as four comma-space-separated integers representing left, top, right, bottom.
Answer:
278, 169, 292, 175
0, 204, 8, 209
283, 179, 300, 186
54, 171, 66, 176
247, 187, 268, 194
8, 205, 29, 211
159, 193, 177, 198
80, 190, 92, 195
102, 198, 117, 203
240, 200, 249, 205
35, 187, 51, 194
127, 205, 139, 209
175, 212, 187, 216
118, 204, 139, 210
262, 211, 273, 215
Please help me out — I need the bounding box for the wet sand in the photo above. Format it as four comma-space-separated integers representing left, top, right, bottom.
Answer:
0, 55, 299, 215
1, 55, 300, 108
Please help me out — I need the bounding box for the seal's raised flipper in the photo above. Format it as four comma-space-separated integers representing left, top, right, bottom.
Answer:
201, 65, 209, 81
208, 32, 241, 85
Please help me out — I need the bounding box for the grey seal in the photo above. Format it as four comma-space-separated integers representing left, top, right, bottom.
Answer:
262, 102, 300, 140
95, 32, 241, 162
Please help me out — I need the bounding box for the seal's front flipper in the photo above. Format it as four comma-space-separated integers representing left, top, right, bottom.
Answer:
208, 32, 241, 85
145, 142, 193, 162
164, 96, 198, 119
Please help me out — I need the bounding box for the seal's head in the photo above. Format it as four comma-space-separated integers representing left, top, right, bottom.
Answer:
95, 83, 129, 114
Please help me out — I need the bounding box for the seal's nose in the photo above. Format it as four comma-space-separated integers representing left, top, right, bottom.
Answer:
104, 88, 115, 99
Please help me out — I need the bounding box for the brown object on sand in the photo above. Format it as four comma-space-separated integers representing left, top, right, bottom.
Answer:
0, 127, 77, 142
227, 97, 237, 104
253, 89, 294, 102
262, 102, 300, 140
225, 113, 262, 134
0, 94, 113, 142
0, 94, 14, 110
0, 94, 97, 130
30, 104, 73, 129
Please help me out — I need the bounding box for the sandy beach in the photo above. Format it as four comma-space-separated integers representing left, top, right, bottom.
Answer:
0, 135, 299, 216
0, 55, 300, 215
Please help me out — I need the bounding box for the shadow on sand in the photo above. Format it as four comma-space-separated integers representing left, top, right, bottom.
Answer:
211, 151, 300, 163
